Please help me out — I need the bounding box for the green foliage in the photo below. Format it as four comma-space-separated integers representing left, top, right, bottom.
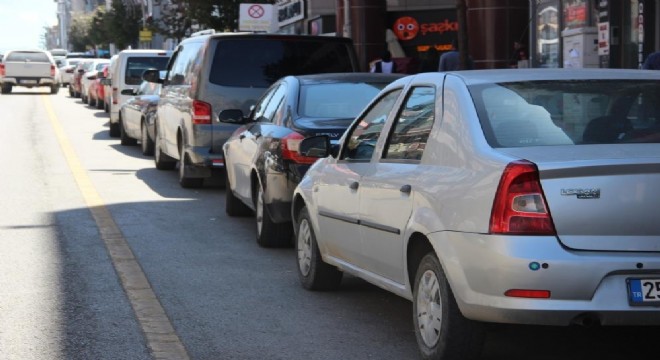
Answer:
67, 0, 142, 53
69, 13, 93, 52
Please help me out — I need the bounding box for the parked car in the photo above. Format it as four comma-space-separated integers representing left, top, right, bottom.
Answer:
291, 69, 660, 359
58, 58, 85, 91
118, 75, 164, 155
144, 31, 359, 189
107, 50, 171, 137
101, 54, 118, 113
221, 73, 403, 247
88, 65, 109, 109
71, 59, 94, 98
81, 59, 110, 104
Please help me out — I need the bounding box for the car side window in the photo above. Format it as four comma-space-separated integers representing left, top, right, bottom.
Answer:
252, 85, 278, 121
341, 89, 402, 161
383, 86, 436, 161
259, 84, 287, 123
168, 44, 199, 86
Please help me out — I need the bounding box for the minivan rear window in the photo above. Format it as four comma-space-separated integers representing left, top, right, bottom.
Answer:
209, 39, 355, 88
125, 56, 170, 85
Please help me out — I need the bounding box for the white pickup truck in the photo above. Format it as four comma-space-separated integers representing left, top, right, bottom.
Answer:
0, 50, 59, 94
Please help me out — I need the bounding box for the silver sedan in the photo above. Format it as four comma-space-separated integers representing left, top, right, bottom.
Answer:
292, 69, 660, 360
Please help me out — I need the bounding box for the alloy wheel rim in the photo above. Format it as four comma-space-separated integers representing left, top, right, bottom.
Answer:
416, 269, 443, 347
297, 219, 312, 276
255, 187, 264, 236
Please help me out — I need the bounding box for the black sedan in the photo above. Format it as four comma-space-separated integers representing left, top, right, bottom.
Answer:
118, 79, 161, 155
221, 72, 403, 247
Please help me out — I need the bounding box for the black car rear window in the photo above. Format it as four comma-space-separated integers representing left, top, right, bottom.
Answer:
125, 57, 170, 85
209, 39, 355, 88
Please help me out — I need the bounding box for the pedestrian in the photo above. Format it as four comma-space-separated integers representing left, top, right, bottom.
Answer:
370, 50, 397, 73
438, 38, 473, 71
642, 51, 660, 69
510, 41, 529, 68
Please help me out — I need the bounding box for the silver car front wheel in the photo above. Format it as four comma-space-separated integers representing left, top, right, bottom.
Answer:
295, 207, 342, 290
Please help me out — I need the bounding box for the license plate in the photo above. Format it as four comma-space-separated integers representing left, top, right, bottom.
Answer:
20, 79, 37, 84
627, 278, 660, 306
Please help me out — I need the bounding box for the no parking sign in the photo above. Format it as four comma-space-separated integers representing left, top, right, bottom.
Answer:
239, 4, 278, 33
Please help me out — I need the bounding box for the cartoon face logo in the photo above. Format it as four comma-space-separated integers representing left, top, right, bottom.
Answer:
393, 16, 419, 41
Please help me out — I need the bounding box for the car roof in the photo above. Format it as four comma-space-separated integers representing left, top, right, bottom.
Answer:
439, 68, 660, 85
291, 73, 404, 85
183, 32, 353, 43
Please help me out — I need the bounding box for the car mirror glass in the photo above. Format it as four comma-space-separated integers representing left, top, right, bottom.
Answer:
218, 109, 246, 124
300, 136, 330, 158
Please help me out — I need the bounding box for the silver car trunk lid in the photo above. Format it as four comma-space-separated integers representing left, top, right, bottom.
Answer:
499, 145, 660, 252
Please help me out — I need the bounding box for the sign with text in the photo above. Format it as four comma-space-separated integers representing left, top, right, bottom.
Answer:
239, 4, 278, 33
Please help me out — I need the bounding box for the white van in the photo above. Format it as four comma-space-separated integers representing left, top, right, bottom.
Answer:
108, 49, 171, 137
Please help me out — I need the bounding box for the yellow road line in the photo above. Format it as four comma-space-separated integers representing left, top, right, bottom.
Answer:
42, 95, 190, 360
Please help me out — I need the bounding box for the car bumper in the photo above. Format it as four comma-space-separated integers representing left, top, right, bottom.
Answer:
183, 146, 225, 178
430, 231, 660, 326
2, 77, 55, 86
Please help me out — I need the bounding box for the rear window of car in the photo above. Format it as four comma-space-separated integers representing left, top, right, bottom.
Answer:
299, 82, 389, 118
470, 80, 660, 147
209, 38, 356, 88
125, 56, 170, 85
6, 51, 50, 63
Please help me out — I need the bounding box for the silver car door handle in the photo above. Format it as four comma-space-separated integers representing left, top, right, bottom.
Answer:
400, 184, 412, 194
349, 182, 359, 190
239, 134, 246, 140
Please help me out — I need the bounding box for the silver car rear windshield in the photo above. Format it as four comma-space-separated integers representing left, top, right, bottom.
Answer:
5, 51, 50, 63
470, 80, 660, 147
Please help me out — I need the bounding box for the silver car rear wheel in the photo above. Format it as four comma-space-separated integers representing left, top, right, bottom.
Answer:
413, 253, 484, 360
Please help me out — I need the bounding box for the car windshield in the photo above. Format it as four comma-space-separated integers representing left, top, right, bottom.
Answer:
209, 39, 355, 88
298, 82, 389, 118
470, 80, 660, 147
125, 57, 170, 85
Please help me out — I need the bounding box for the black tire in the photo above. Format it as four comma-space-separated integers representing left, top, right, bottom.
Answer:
224, 170, 252, 216
50, 85, 59, 94
255, 183, 292, 247
296, 206, 342, 290
178, 153, 204, 188
1, 84, 12, 94
140, 120, 154, 156
109, 120, 120, 138
413, 253, 485, 360
68, 86, 74, 97
96, 98, 104, 110
120, 117, 137, 146
104, 101, 109, 113
81, 93, 88, 104
154, 125, 176, 170
89, 95, 96, 107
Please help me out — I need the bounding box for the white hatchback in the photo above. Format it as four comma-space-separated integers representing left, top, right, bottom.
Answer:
292, 69, 660, 360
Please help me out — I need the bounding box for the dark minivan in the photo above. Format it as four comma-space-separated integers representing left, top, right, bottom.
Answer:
144, 31, 360, 188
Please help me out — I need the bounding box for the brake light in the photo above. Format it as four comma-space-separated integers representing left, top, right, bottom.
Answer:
489, 160, 556, 235
192, 100, 212, 124
0, 64, 4, 76
281, 133, 318, 165
51, 65, 56, 77
112, 88, 118, 104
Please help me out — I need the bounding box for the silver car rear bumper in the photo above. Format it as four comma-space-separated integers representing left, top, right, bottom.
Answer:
432, 231, 660, 326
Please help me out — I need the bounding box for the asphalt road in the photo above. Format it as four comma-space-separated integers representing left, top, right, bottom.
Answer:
0, 87, 657, 360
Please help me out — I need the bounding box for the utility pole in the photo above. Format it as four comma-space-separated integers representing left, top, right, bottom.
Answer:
456, 0, 469, 69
